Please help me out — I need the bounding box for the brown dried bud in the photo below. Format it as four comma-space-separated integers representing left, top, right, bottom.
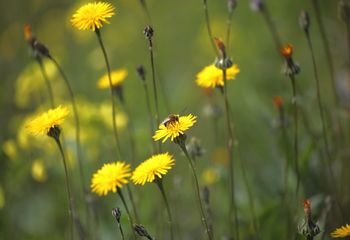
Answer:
214, 37, 226, 54
299, 11, 310, 34
143, 25, 154, 39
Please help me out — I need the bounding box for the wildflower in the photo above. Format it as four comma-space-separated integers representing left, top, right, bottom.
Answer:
112, 207, 122, 222
196, 64, 240, 89
91, 162, 131, 196
280, 44, 294, 58
153, 114, 197, 143
97, 69, 128, 89
299, 11, 310, 34
133, 224, 153, 239
272, 96, 284, 109
132, 153, 175, 185
280, 43, 300, 76
298, 199, 320, 239
25, 105, 69, 136
331, 224, 350, 238
31, 159, 47, 182
71, 2, 115, 31
23, 24, 51, 58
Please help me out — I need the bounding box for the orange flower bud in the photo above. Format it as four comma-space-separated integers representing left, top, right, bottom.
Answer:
280, 44, 294, 58
303, 199, 311, 216
272, 96, 283, 109
23, 24, 33, 42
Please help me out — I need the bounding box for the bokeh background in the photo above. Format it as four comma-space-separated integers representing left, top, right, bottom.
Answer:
1, 0, 349, 239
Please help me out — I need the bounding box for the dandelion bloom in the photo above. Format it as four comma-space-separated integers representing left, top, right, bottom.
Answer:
153, 114, 197, 143
280, 43, 294, 58
132, 153, 175, 185
97, 69, 128, 89
71, 2, 115, 31
91, 162, 131, 196
331, 224, 350, 238
26, 106, 69, 135
195, 64, 240, 88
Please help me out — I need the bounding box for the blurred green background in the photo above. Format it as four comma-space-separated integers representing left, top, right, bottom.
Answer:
1, 0, 349, 239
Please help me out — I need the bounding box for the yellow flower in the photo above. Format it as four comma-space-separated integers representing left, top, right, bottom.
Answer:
153, 114, 197, 143
195, 64, 240, 88
331, 224, 350, 238
132, 153, 175, 185
97, 69, 128, 89
26, 106, 69, 136
71, 2, 115, 31
91, 162, 131, 196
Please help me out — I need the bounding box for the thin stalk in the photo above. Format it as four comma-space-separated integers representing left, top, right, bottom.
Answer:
126, 185, 140, 223
179, 143, 213, 240
222, 67, 239, 240
155, 179, 174, 240
116, 221, 125, 240
141, 80, 156, 153
54, 137, 74, 240
147, 37, 162, 152
261, 7, 283, 55
202, 0, 219, 56
236, 141, 259, 238
37, 58, 55, 108
139, 0, 152, 25
226, 9, 234, 54
121, 101, 137, 163
95, 29, 122, 159
117, 189, 136, 240
290, 75, 300, 196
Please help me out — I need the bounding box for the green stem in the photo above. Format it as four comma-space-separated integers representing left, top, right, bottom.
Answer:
155, 179, 174, 240
290, 75, 300, 196
54, 137, 74, 240
121, 101, 137, 164
117, 221, 125, 240
179, 143, 213, 240
117, 189, 136, 240
222, 67, 239, 240
226, 9, 234, 54
141, 80, 156, 153
202, 0, 219, 56
261, 7, 283, 55
37, 58, 55, 108
95, 29, 123, 160
126, 184, 140, 224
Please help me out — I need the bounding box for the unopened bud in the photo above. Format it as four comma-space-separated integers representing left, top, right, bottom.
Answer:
214, 37, 226, 54
136, 65, 146, 81
33, 41, 51, 58
299, 11, 310, 34
112, 207, 121, 222
250, 0, 264, 12
202, 186, 210, 205
228, 0, 237, 12
134, 224, 153, 239
272, 96, 283, 109
143, 25, 154, 39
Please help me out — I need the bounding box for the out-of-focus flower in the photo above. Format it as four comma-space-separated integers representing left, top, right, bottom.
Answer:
71, 2, 115, 31
299, 199, 320, 239
31, 159, 47, 182
91, 162, 131, 196
2, 140, 18, 161
280, 44, 294, 58
196, 64, 239, 88
250, 0, 264, 12
132, 153, 175, 185
25, 105, 69, 136
153, 114, 197, 143
280, 43, 300, 76
272, 96, 284, 109
202, 168, 219, 185
97, 69, 128, 89
0, 185, 4, 209
331, 224, 350, 238
99, 103, 128, 130
186, 137, 204, 159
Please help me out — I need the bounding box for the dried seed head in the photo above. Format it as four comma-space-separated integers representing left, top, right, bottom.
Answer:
299, 10, 310, 33
250, 0, 264, 12
143, 25, 154, 39
339, 0, 350, 23
112, 207, 121, 222
136, 65, 146, 81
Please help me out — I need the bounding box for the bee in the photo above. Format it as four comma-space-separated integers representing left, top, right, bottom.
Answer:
161, 114, 179, 127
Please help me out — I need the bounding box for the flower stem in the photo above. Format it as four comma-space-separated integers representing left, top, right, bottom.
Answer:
221, 67, 239, 240
179, 143, 213, 240
117, 221, 125, 240
202, 0, 219, 56
117, 188, 136, 240
289, 75, 300, 196
155, 179, 174, 240
261, 7, 283, 55
121, 101, 137, 164
54, 136, 75, 240
37, 58, 55, 108
141, 78, 156, 153
95, 29, 123, 159
126, 184, 140, 224
225, 7, 234, 54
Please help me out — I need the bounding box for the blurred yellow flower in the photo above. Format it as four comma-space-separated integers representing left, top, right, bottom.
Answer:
2, 140, 18, 161
331, 224, 350, 238
0, 185, 4, 209
195, 64, 240, 88
153, 114, 197, 143
91, 162, 131, 196
25, 106, 69, 136
97, 69, 128, 89
31, 160, 47, 182
202, 168, 219, 185
132, 153, 175, 185
71, 2, 115, 31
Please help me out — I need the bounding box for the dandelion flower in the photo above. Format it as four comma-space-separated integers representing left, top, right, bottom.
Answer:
26, 105, 69, 136
195, 64, 240, 88
71, 2, 115, 31
91, 162, 131, 196
97, 69, 127, 89
132, 153, 175, 185
153, 114, 197, 143
331, 224, 350, 238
